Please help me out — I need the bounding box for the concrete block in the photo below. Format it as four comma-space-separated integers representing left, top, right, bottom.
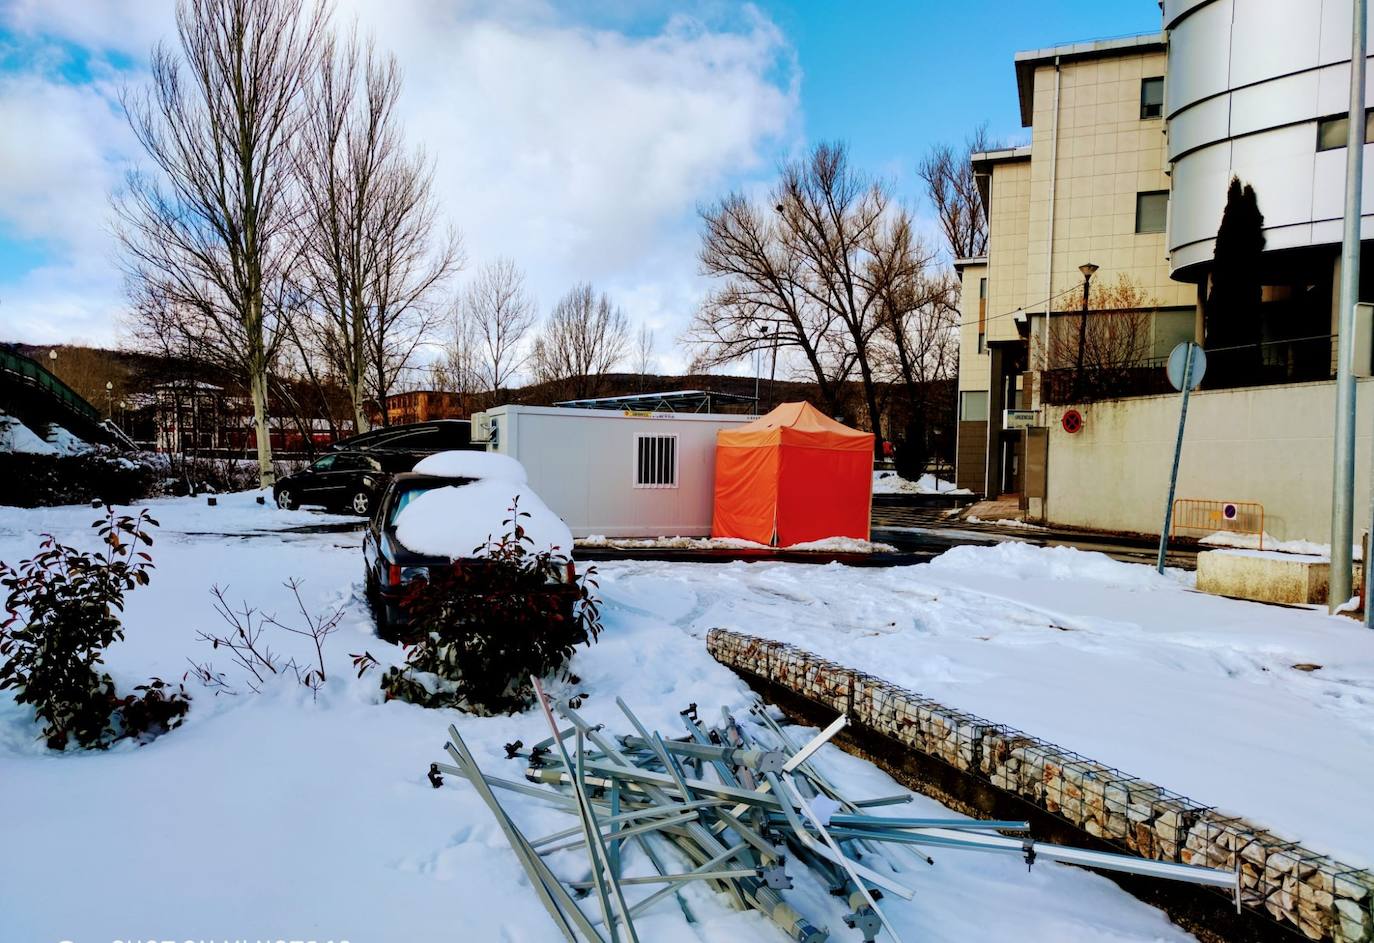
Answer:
1196, 549, 1331, 605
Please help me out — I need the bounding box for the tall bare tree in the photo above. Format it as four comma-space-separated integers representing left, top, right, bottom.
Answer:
295, 27, 460, 431
688, 192, 849, 416
456, 257, 535, 392
530, 283, 630, 400
918, 123, 993, 261
116, 0, 328, 486
1042, 274, 1157, 403
633, 322, 655, 389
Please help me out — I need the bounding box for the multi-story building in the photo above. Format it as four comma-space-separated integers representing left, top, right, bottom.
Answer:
956, 33, 1195, 494
955, 4, 1374, 542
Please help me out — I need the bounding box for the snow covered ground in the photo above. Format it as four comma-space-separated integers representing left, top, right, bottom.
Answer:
4, 491, 1356, 940
607, 544, 1374, 869
577, 534, 899, 553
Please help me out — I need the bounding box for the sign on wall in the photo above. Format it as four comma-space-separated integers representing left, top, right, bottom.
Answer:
1003, 408, 1040, 430
1061, 409, 1083, 434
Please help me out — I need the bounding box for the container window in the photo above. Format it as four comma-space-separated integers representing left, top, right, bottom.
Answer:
634, 434, 678, 488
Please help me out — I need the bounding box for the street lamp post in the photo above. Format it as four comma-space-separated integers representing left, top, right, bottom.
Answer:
1073, 263, 1099, 399
105, 381, 114, 419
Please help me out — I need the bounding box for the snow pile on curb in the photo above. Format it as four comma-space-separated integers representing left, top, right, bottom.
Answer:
412, 450, 526, 482
1199, 531, 1362, 560
873, 471, 971, 495
576, 534, 898, 553
396, 479, 573, 557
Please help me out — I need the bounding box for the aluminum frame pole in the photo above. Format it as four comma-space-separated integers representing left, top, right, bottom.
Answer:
1334, 0, 1368, 611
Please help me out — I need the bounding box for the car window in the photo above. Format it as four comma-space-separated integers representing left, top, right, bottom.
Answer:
388, 486, 437, 526
310, 455, 336, 471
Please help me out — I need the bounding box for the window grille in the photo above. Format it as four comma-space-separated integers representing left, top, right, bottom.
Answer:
634, 434, 678, 488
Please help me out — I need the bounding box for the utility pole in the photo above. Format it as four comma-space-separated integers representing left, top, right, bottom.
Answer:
1331, 0, 1367, 613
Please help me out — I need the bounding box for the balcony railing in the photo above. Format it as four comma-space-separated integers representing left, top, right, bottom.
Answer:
1040, 335, 1334, 405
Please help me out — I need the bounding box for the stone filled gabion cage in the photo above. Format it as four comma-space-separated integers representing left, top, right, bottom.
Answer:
706, 628, 1374, 942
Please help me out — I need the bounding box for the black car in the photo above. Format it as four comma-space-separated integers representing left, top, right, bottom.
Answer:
273, 450, 414, 515
328, 419, 476, 456
361, 472, 578, 641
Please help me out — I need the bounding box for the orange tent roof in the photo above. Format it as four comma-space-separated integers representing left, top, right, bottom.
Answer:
717, 402, 873, 451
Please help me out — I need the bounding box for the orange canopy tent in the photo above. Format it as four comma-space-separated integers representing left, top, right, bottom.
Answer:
711, 402, 874, 546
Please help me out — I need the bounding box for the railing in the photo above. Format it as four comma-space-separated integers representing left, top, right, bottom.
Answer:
1041, 335, 1334, 406
0, 347, 101, 421
1170, 499, 1265, 549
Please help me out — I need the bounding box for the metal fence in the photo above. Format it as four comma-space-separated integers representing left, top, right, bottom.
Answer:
1171, 499, 1265, 548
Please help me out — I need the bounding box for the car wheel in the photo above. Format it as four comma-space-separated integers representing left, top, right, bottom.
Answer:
276, 489, 297, 510
376, 601, 405, 643
350, 489, 372, 516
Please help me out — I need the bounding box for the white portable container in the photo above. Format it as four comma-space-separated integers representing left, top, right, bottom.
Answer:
471, 404, 754, 538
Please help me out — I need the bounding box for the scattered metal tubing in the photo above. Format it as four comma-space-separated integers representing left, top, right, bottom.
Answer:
435, 699, 1240, 943
442, 725, 603, 942
533, 679, 639, 943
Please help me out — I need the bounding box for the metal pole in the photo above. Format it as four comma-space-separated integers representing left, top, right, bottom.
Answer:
1333, 0, 1367, 612
1157, 343, 1195, 573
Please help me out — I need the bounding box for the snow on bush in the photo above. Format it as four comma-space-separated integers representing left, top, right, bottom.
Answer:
47, 425, 91, 456
0, 509, 189, 749
872, 471, 971, 495
0, 415, 56, 455
395, 479, 572, 557
411, 450, 527, 482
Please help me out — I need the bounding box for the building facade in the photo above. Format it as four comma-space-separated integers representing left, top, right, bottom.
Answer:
956, 34, 1195, 494
954, 4, 1374, 541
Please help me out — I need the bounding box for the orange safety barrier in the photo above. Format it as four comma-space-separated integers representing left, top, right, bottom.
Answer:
1170, 499, 1264, 549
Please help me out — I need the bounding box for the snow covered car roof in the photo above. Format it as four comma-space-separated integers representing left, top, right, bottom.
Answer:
411, 450, 527, 482
393, 478, 572, 559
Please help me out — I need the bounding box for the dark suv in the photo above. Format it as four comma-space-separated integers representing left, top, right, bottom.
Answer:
273, 450, 413, 515
328, 419, 475, 456
361, 472, 578, 641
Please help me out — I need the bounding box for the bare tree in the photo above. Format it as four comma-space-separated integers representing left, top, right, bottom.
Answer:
1041, 274, 1157, 403
116, 0, 329, 486
776, 142, 891, 453
457, 258, 535, 392
530, 284, 630, 400
633, 322, 655, 389
918, 123, 993, 261
688, 192, 849, 417
295, 26, 460, 431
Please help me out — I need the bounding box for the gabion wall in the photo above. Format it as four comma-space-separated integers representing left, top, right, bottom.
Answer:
707, 628, 1373, 942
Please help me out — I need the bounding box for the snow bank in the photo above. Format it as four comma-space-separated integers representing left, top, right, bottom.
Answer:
873, 471, 971, 495
395, 479, 572, 557
411, 450, 526, 482
576, 535, 898, 553
1198, 530, 1361, 560
966, 516, 1046, 530
785, 536, 898, 553
927, 541, 1174, 588
0, 416, 56, 455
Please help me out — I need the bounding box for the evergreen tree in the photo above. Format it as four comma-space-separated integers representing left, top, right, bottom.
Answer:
1206, 177, 1266, 384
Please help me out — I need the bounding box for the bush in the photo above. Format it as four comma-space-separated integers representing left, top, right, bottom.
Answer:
380, 499, 602, 715
0, 450, 161, 508
0, 510, 190, 749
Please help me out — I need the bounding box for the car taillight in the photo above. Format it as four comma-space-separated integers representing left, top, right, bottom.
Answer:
550, 561, 576, 583
388, 564, 402, 586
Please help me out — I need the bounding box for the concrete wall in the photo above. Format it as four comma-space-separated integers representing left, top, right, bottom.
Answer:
484, 405, 751, 538
1040, 379, 1374, 542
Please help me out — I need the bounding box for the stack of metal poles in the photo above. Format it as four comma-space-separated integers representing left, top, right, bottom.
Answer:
433, 685, 1238, 942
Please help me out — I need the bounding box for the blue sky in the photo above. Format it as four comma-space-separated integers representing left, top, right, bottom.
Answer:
0, 0, 1161, 360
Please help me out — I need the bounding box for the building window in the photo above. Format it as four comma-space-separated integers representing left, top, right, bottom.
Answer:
960, 391, 989, 422
1317, 109, 1374, 151
634, 434, 678, 488
977, 277, 988, 353
1140, 77, 1164, 119
1135, 191, 1169, 234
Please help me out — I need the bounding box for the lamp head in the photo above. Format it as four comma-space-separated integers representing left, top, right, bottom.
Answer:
1079, 263, 1100, 279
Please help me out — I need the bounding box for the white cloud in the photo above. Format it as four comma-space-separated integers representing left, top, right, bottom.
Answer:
0, 1, 800, 366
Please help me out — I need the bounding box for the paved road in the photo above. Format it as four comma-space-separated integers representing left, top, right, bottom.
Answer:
871, 504, 1199, 570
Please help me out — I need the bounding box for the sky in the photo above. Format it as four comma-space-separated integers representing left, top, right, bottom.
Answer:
0, 0, 1160, 373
